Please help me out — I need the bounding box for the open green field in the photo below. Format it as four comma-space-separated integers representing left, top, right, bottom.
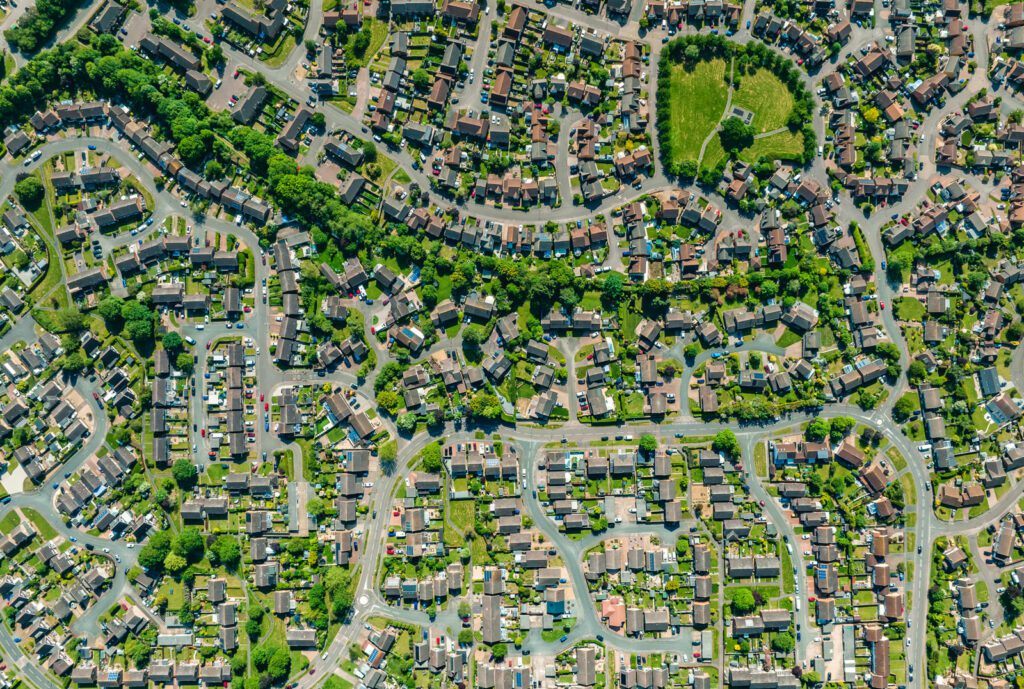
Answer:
738, 129, 804, 163
660, 42, 807, 171
732, 69, 794, 134
702, 136, 727, 171
664, 59, 729, 165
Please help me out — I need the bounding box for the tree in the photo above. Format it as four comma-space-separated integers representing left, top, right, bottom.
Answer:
164, 552, 188, 573
10, 249, 29, 270
14, 176, 44, 209
122, 300, 155, 342
98, 296, 125, 322
411, 68, 432, 90
163, 332, 183, 350
259, 646, 291, 683
138, 531, 173, 570
712, 430, 739, 458
177, 135, 207, 167
324, 567, 354, 620
376, 389, 402, 416
601, 273, 625, 305
731, 587, 756, 614
210, 536, 241, 569
719, 117, 755, 154
362, 140, 378, 163
173, 526, 205, 562
772, 632, 795, 654
1001, 585, 1024, 621
125, 637, 152, 666
893, 396, 916, 422
351, 27, 371, 56
396, 412, 417, 433
458, 629, 474, 645
462, 324, 487, 347
800, 672, 820, 687
307, 497, 331, 521
491, 643, 508, 659
907, 360, 927, 384
420, 443, 443, 473
639, 434, 657, 455
805, 418, 830, 441
172, 458, 198, 488
458, 601, 471, 618
176, 352, 194, 372
684, 343, 699, 359
62, 351, 88, 374
828, 416, 855, 440
53, 308, 86, 333
468, 390, 502, 420
207, 43, 224, 65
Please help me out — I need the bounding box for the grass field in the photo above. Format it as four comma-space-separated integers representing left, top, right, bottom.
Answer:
448, 500, 474, 534
702, 135, 727, 171
665, 59, 729, 165
732, 69, 794, 134
738, 129, 804, 163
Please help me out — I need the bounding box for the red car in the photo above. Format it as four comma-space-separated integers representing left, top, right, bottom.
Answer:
264, 402, 269, 412
233, 69, 240, 78
201, 428, 206, 438
880, 301, 886, 310
92, 391, 100, 401
260, 393, 264, 402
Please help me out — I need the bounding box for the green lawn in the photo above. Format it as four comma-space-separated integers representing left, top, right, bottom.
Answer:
738, 129, 804, 163
22, 508, 58, 540
776, 328, 802, 348
732, 68, 794, 134
0, 511, 20, 535
448, 499, 474, 534
894, 297, 926, 321
664, 59, 729, 165
702, 135, 727, 171
323, 677, 354, 689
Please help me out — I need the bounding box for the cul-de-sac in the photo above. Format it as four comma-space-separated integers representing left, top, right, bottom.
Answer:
1, 0, 1024, 686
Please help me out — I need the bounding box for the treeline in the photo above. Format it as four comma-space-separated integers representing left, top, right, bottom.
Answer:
655, 34, 818, 179
4, 0, 85, 53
